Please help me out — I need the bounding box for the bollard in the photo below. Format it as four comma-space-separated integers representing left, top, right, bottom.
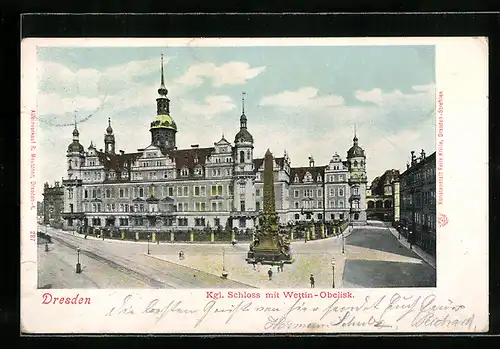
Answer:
152, 232, 156, 243
210, 231, 214, 243
170, 231, 174, 242
190, 230, 194, 243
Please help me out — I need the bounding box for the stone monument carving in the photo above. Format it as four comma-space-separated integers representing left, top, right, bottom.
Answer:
247, 149, 293, 265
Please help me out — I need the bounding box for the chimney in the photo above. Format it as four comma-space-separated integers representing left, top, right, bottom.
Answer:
120, 150, 125, 155
100, 149, 103, 152
421, 149, 426, 159
191, 144, 199, 148
308, 156, 315, 167
406, 162, 410, 170
410, 151, 416, 165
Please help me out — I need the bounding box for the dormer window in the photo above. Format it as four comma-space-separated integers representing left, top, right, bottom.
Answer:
194, 166, 203, 176
294, 174, 300, 183
304, 172, 313, 182
181, 167, 189, 176
317, 174, 322, 182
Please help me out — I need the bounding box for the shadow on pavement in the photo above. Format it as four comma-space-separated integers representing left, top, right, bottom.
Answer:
343, 259, 436, 288
346, 227, 420, 260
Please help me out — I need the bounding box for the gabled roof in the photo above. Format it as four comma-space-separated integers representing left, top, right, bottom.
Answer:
166, 147, 215, 170
290, 166, 326, 183
253, 157, 286, 172
96, 151, 142, 171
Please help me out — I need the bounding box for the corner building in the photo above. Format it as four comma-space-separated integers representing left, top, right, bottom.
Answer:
61, 57, 368, 232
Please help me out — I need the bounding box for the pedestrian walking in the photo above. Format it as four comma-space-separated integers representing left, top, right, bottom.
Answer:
310, 274, 315, 288
280, 262, 284, 272
408, 230, 413, 249
268, 268, 273, 281
277, 265, 280, 273
252, 261, 256, 270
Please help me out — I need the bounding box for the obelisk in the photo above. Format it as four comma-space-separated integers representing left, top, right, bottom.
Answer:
247, 149, 293, 265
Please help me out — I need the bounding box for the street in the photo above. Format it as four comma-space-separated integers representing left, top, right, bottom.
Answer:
342, 222, 436, 288
38, 225, 253, 289
37, 222, 435, 289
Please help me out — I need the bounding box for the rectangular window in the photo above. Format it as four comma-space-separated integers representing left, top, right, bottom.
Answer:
214, 218, 220, 227
217, 202, 223, 211
256, 202, 261, 211
240, 200, 245, 212
84, 190, 88, 199
168, 187, 174, 196
294, 190, 299, 198
177, 187, 182, 197
201, 202, 206, 211
139, 188, 144, 197
212, 202, 217, 211
183, 203, 189, 211
178, 203, 183, 212
239, 218, 246, 228
194, 186, 200, 196
256, 189, 260, 197
195, 202, 201, 211
329, 188, 335, 197
201, 186, 206, 196
211, 185, 217, 196
183, 186, 188, 197
317, 189, 322, 197
217, 185, 223, 195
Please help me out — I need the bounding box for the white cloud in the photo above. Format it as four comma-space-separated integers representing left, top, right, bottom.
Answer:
412, 83, 436, 92
259, 87, 345, 109
181, 95, 236, 117
37, 92, 104, 117
174, 62, 266, 87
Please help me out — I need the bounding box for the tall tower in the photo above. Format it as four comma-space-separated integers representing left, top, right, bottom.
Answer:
150, 54, 177, 151
104, 117, 115, 154
66, 120, 85, 179
64, 120, 85, 228
232, 92, 256, 229
347, 126, 368, 225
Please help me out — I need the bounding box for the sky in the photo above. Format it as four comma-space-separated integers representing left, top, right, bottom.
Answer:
35, 45, 436, 201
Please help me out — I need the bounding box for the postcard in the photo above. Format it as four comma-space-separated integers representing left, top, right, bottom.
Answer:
20, 37, 488, 333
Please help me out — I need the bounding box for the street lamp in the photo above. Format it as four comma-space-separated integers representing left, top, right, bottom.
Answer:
222, 248, 228, 279
147, 234, 151, 255
331, 257, 336, 288
76, 247, 81, 274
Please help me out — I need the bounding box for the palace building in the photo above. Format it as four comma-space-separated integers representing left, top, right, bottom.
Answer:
61, 56, 368, 232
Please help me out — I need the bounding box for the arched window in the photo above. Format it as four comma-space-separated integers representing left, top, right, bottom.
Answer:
376, 200, 383, 208
368, 201, 375, 209
106, 189, 111, 198
295, 202, 299, 209
354, 213, 359, 220
354, 160, 358, 167
384, 200, 392, 208
239, 150, 244, 163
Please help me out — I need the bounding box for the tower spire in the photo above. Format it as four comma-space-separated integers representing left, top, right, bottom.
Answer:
242, 92, 246, 115
158, 53, 168, 96
353, 124, 358, 144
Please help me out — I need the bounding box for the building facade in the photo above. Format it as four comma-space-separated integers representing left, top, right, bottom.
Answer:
366, 169, 400, 222
399, 149, 436, 256
60, 57, 368, 232
42, 181, 65, 226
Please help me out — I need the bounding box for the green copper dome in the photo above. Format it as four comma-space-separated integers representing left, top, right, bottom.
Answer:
150, 114, 177, 131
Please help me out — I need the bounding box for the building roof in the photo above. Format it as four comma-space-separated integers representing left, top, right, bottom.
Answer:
290, 166, 326, 183
253, 157, 286, 171
67, 141, 84, 153
96, 151, 142, 171
400, 151, 436, 177
166, 147, 215, 169
234, 127, 254, 143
